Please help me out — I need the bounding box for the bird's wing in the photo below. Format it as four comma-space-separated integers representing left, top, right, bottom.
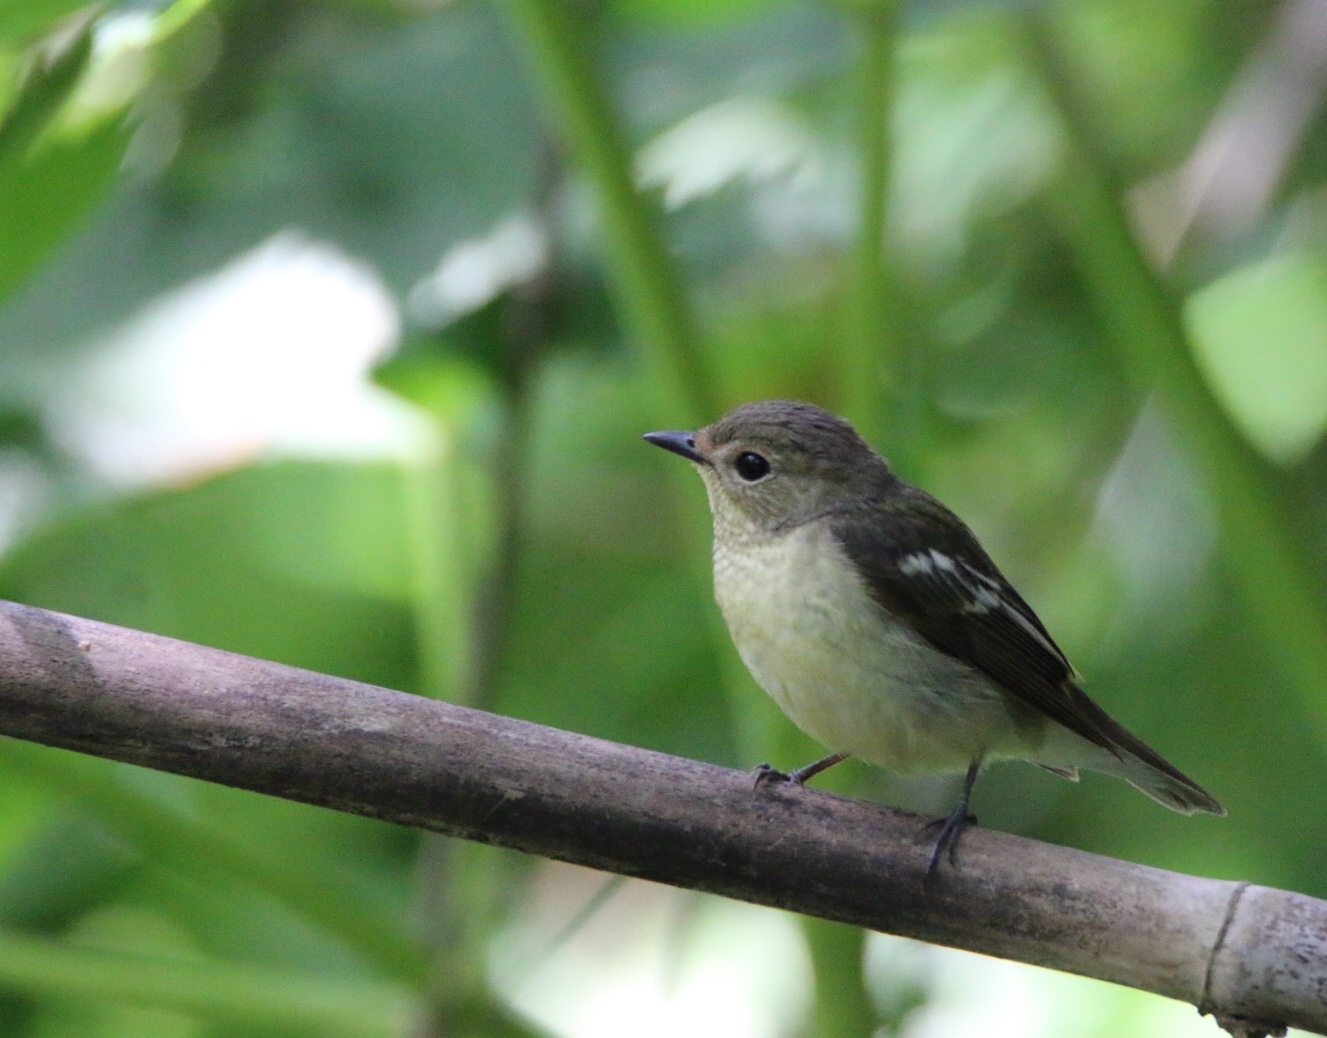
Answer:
827, 496, 1124, 752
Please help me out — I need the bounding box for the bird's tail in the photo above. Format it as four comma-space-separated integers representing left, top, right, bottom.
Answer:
1037, 698, 1225, 816
1103, 745, 1225, 816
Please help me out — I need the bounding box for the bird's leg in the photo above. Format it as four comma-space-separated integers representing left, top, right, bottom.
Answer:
790, 751, 850, 785
752, 752, 849, 789
923, 759, 981, 877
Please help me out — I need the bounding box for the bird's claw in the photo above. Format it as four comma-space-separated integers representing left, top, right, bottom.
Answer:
752, 763, 795, 789
921, 810, 977, 879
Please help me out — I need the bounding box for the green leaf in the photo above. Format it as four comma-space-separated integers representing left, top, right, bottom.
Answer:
0, 12, 94, 165
0, 119, 130, 309
0, 461, 417, 685
0, 1, 94, 49
0, 741, 430, 986
0, 924, 413, 1036
608, 0, 779, 27
1185, 252, 1327, 466
0, 12, 135, 310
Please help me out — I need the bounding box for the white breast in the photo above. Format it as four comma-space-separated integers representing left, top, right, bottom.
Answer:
712, 520, 1031, 773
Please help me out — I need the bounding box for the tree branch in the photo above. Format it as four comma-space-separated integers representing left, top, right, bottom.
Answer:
0, 599, 1319, 1037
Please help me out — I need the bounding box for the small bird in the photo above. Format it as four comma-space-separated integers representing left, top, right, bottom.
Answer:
645, 399, 1223, 872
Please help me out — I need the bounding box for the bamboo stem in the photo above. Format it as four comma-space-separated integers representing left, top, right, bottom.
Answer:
0, 600, 1314, 1037
840, 2, 901, 452
498, 0, 716, 426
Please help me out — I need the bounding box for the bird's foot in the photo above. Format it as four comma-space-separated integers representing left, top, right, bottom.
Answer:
921, 807, 978, 878
754, 753, 849, 790
920, 758, 983, 880
752, 763, 795, 789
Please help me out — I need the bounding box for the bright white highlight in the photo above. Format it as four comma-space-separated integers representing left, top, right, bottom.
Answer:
492, 863, 811, 1038
0, 452, 51, 557
407, 214, 549, 328
1186, 249, 1327, 465
637, 95, 821, 210
61, 11, 155, 127
1092, 400, 1218, 641
47, 233, 427, 487
869, 933, 1236, 1038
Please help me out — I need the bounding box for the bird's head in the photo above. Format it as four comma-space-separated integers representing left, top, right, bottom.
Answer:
644, 400, 894, 535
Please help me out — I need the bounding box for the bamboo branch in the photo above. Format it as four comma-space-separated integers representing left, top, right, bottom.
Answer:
0, 599, 1318, 1038
840, 1, 901, 455
497, 0, 717, 427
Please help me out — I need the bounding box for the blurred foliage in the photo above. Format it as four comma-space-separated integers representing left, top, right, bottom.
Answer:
0, 0, 1324, 1035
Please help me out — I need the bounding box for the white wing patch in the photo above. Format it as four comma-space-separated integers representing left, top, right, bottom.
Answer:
897, 549, 1063, 660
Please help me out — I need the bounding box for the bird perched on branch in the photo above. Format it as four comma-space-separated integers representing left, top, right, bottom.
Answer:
645, 399, 1223, 874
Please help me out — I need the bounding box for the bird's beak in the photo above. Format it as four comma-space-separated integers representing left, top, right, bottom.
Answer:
643, 429, 710, 466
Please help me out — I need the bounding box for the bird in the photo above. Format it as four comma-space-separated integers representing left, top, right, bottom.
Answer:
644, 399, 1223, 873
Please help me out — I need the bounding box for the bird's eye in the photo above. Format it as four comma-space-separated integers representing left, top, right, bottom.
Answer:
734, 452, 770, 481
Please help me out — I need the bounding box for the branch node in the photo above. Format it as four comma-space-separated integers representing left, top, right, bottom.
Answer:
1201, 880, 1250, 1015
1200, 881, 1289, 1038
